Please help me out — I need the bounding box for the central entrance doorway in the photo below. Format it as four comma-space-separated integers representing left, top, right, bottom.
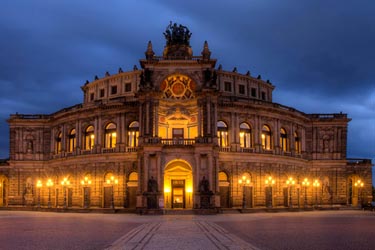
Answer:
164, 160, 193, 209
171, 180, 185, 208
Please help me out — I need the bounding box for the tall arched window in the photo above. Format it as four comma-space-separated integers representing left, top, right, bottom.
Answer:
84, 126, 95, 150
280, 128, 289, 152
261, 125, 272, 150
294, 132, 301, 154
239, 122, 252, 148
128, 121, 139, 147
105, 123, 117, 148
217, 121, 228, 147
68, 129, 76, 152
56, 132, 62, 154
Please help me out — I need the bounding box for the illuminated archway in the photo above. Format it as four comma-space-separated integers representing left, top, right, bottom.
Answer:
164, 160, 193, 209
0, 175, 8, 207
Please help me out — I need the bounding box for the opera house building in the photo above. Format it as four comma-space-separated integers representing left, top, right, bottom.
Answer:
0, 24, 372, 212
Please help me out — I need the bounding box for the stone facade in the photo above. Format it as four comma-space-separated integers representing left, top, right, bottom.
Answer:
0, 24, 372, 211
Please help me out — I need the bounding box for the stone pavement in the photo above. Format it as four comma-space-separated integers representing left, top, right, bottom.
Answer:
105, 218, 260, 250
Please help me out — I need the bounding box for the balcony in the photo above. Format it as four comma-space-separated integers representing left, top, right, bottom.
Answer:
161, 138, 195, 146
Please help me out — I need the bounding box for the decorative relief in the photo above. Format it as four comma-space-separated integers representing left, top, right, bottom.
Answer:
318, 127, 334, 153
161, 75, 195, 100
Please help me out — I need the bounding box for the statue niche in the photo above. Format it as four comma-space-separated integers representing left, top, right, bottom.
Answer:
163, 22, 193, 59
145, 176, 159, 209
199, 176, 213, 209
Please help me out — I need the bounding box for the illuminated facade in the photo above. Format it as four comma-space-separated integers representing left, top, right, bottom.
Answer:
0, 24, 372, 212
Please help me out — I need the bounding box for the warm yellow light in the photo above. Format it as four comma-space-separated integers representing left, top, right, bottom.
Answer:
114, 179, 119, 184
36, 180, 42, 188
286, 177, 295, 186
81, 180, 84, 185
46, 179, 53, 187
239, 132, 244, 137
313, 179, 320, 187
112, 132, 117, 137
61, 178, 70, 186
187, 187, 193, 193
90, 134, 94, 139
261, 134, 265, 139
242, 176, 246, 181
88, 180, 92, 185
355, 179, 364, 187
238, 179, 243, 184
164, 187, 171, 193
106, 180, 110, 184
302, 178, 310, 186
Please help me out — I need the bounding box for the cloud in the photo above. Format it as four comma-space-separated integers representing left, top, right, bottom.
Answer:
0, 0, 374, 163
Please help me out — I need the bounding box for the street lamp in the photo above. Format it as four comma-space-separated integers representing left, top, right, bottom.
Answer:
238, 175, 250, 209
354, 179, 364, 207
265, 176, 275, 208
61, 177, 70, 209
302, 178, 310, 208
313, 179, 320, 207
81, 176, 92, 209
46, 179, 53, 209
36, 180, 42, 208
286, 177, 295, 208
106, 175, 118, 209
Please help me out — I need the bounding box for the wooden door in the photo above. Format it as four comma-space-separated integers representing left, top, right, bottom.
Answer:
220, 186, 230, 208
128, 187, 137, 208
103, 187, 112, 208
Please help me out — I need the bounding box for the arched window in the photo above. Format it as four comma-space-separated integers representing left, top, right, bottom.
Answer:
294, 132, 301, 154
128, 121, 139, 147
219, 172, 228, 182
217, 121, 228, 147
56, 132, 62, 154
261, 125, 272, 150
84, 126, 95, 150
105, 123, 117, 148
239, 122, 252, 148
68, 129, 76, 152
280, 128, 289, 152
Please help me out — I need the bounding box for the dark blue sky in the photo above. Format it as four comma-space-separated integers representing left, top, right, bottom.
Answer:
0, 0, 374, 165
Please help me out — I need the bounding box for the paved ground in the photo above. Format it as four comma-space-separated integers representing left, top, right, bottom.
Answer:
0, 210, 374, 250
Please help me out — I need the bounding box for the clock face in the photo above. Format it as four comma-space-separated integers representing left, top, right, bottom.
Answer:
161, 74, 195, 100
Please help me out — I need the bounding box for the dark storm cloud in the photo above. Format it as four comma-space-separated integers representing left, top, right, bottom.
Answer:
0, 0, 374, 162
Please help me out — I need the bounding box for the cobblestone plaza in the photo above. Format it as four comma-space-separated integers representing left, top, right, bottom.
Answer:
0, 210, 374, 250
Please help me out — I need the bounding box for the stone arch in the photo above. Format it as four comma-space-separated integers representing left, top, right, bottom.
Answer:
0, 175, 9, 207
163, 159, 193, 209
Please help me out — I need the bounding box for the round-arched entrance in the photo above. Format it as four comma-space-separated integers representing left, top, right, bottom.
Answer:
164, 160, 193, 209
0, 175, 8, 207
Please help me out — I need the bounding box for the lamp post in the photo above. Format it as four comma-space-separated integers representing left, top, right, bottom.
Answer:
313, 179, 320, 207
286, 177, 295, 208
81, 176, 92, 209
106, 175, 118, 209
61, 177, 70, 209
36, 180, 42, 208
354, 179, 364, 207
238, 175, 250, 209
302, 178, 310, 208
46, 179, 53, 209
265, 176, 275, 208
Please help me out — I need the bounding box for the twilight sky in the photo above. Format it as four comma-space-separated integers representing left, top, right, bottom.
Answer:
0, 0, 374, 164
